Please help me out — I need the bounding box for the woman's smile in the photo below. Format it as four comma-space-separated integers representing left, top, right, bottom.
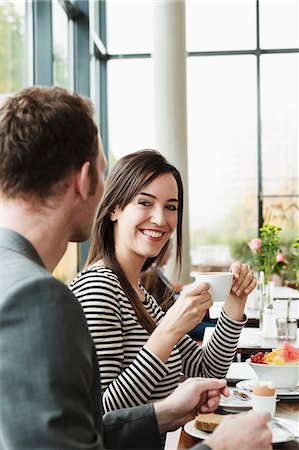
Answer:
140, 229, 164, 240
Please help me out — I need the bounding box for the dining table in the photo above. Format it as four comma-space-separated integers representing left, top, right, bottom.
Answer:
208, 286, 299, 328
165, 362, 299, 450
202, 327, 299, 358
165, 287, 299, 449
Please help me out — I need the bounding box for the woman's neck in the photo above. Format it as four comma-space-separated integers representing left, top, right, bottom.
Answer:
114, 250, 145, 292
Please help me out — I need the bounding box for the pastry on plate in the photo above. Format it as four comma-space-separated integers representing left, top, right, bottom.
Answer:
194, 413, 224, 433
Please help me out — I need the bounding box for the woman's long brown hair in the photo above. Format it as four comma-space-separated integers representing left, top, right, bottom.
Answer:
87, 149, 184, 334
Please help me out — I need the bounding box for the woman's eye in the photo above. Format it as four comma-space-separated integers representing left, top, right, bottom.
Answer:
166, 204, 178, 211
138, 200, 151, 207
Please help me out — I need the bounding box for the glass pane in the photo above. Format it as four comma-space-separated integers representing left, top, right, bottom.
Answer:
261, 54, 298, 242
107, 59, 154, 162
106, 0, 152, 54
52, 0, 75, 280
187, 56, 258, 269
52, 0, 69, 88
260, 0, 299, 49
186, 0, 256, 52
0, 0, 29, 96
53, 242, 79, 283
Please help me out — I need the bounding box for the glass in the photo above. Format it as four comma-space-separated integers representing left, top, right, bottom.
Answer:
107, 59, 154, 163
52, 0, 69, 88
186, 0, 256, 52
261, 54, 299, 242
276, 318, 287, 339
187, 56, 257, 268
106, 0, 152, 54
53, 243, 79, 283
52, 2, 76, 281
0, 0, 30, 96
259, 0, 299, 49
287, 319, 297, 340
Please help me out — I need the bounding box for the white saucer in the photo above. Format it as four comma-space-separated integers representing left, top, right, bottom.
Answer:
184, 418, 295, 444
219, 387, 251, 412
236, 379, 299, 398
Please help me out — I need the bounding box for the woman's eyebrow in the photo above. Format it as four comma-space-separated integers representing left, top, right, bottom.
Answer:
139, 192, 179, 202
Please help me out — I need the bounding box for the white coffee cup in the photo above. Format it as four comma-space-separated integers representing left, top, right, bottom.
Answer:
194, 272, 233, 302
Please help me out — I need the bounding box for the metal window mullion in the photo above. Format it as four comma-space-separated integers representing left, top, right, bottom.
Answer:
32, 0, 53, 86
26, 0, 34, 86
70, 0, 90, 269
68, 19, 75, 90
72, 0, 90, 96
98, 0, 108, 162
256, 0, 263, 233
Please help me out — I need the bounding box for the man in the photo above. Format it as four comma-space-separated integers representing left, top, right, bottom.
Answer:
0, 86, 272, 450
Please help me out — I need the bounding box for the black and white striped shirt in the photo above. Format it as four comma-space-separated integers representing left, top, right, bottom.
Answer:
70, 266, 246, 413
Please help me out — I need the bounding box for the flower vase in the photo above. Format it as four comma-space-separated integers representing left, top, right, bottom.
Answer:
257, 271, 265, 330
246, 271, 259, 310
258, 271, 275, 331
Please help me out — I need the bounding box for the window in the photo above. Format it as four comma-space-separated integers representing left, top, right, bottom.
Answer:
106, 0, 298, 270
52, 0, 69, 88
187, 55, 258, 266
3, 0, 298, 274
51, 0, 80, 280
0, 0, 31, 99
259, 0, 299, 49
107, 58, 154, 163
186, 0, 256, 51
260, 53, 298, 242
106, 0, 152, 54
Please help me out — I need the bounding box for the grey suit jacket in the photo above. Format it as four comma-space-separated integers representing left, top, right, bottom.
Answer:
0, 228, 160, 450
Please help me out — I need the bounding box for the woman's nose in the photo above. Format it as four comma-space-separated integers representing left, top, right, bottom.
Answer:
151, 207, 166, 226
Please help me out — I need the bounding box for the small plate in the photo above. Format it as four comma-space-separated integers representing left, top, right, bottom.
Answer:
183, 418, 295, 444
219, 387, 251, 412
269, 418, 296, 443
184, 419, 220, 440
236, 379, 299, 398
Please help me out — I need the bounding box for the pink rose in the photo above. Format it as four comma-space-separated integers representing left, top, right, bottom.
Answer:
248, 238, 262, 251
276, 253, 286, 263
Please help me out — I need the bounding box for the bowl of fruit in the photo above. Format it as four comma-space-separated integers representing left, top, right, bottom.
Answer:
247, 342, 299, 388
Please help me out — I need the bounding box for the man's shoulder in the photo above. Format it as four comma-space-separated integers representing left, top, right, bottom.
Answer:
1, 244, 81, 321
1, 244, 58, 294
1, 251, 92, 351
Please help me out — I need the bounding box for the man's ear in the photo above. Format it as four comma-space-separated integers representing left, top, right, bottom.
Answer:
75, 161, 90, 201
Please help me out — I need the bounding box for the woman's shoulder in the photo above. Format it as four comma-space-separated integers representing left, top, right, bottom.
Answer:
69, 265, 120, 290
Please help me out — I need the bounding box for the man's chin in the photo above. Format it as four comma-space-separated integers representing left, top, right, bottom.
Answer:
69, 233, 90, 243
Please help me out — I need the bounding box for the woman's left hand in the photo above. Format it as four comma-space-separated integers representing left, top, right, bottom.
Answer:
224, 262, 256, 320
229, 261, 256, 301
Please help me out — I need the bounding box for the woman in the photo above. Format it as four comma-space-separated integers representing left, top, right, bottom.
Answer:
70, 149, 255, 414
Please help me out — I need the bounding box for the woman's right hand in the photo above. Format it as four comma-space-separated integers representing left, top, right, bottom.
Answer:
146, 281, 212, 363
161, 281, 212, 338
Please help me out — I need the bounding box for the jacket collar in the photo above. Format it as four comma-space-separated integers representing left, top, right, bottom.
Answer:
0, 227, 45, 268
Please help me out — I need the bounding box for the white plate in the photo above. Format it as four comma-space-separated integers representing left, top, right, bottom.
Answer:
219, 387, 251, 411
184, 418, 295, 444
236, 379, 299, 398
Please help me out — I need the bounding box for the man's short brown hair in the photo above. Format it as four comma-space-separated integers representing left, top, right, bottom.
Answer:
0, 86, 99, 199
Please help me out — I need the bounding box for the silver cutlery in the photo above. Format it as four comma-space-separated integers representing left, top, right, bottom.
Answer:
271, 417, 295, 437
233, 389, 251, 401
